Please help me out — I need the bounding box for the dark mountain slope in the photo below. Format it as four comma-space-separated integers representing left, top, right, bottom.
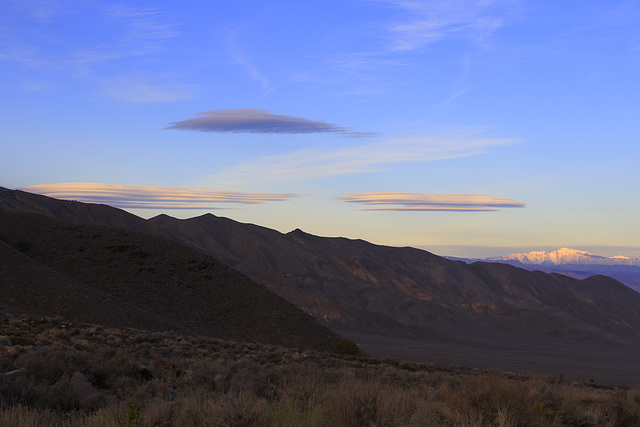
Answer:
149, 213, 640, 344
467, 262, 640, 340
3, 188, 640, 347
149, 214, 460, 337
0, 239, 179, 331
0, 209, 339, 351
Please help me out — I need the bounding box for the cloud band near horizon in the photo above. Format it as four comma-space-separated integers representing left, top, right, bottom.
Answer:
22, 183, 297, 210
338, 192, 526, 212
165, 109, 374, 136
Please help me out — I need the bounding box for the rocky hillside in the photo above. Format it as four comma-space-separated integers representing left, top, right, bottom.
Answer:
150, 213, 640, 345
0, 208, 340, 352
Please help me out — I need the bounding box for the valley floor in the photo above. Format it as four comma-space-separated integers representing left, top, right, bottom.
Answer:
342, 330, 640, 386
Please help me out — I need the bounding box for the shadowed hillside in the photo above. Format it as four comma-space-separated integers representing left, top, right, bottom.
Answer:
149, 213, 640, 346
0, 209, 339, 352
5, 187, 640, 382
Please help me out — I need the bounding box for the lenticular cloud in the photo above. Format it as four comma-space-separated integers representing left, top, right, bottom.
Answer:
337, 192, 526, 212
22, 182, 297, 210
166, 109, 373, 136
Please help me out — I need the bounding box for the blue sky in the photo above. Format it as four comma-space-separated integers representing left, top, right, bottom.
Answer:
2, 0, 639, 258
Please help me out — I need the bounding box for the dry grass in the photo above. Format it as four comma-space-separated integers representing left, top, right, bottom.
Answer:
1, 314, 639, 426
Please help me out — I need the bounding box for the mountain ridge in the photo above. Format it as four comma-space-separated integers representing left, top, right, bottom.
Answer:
488, 247, 640, 266
4, 187, 640, 347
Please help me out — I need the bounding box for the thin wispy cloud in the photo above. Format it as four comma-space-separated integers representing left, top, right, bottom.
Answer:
166, 109, 375, 136
100, 75, 196, 103
338, 192, 525, 212
294, 1, 515, 102
222, 22, 275, 95
0, 2, 184, 102
205, 132, 515, 186
22, 183, 297, 210
106, 5, 179, 50
1, 3, 178, 66
2, 0, 68, 24
21, 80, 51, 92
373, 0, 513, 51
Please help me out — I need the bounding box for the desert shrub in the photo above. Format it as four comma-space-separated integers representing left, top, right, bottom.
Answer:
16, 347, 88, 385
217, 357, 279, 399
214, 392, 271, 426
332, 339, 361, 356
173, 392, 270, 426
398, 361, 416, 372
375, 385, 421, 426
0, 320, 54, 347
142, 398, 174, 426
611, 388, 640, 426
0, 404, 63, 427
554, 385, 640, 427
270, 400, 327, 427
1, 326, 35, 346
0, 375, 34, 406
443, 373, 533, 426
0, 372, 78, 412
69, 406, 123, 427
323, 377, 380, 426
117, 399, 146, 427
278, 368, 325, 417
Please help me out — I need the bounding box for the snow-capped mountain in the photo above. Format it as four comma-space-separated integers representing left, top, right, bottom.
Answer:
445, 248, 640, 294
488, 248, 640, 266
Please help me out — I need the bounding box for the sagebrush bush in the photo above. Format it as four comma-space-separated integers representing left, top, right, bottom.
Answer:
443, 373, 532, 426
332, 339, 361, 356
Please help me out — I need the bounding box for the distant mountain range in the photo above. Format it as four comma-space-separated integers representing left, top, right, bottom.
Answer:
4, 187, 640, 382
450, 248, 640, 293
488, 247, 640, 266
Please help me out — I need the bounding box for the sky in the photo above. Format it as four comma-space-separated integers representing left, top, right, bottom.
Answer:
2, 0, 639, 258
